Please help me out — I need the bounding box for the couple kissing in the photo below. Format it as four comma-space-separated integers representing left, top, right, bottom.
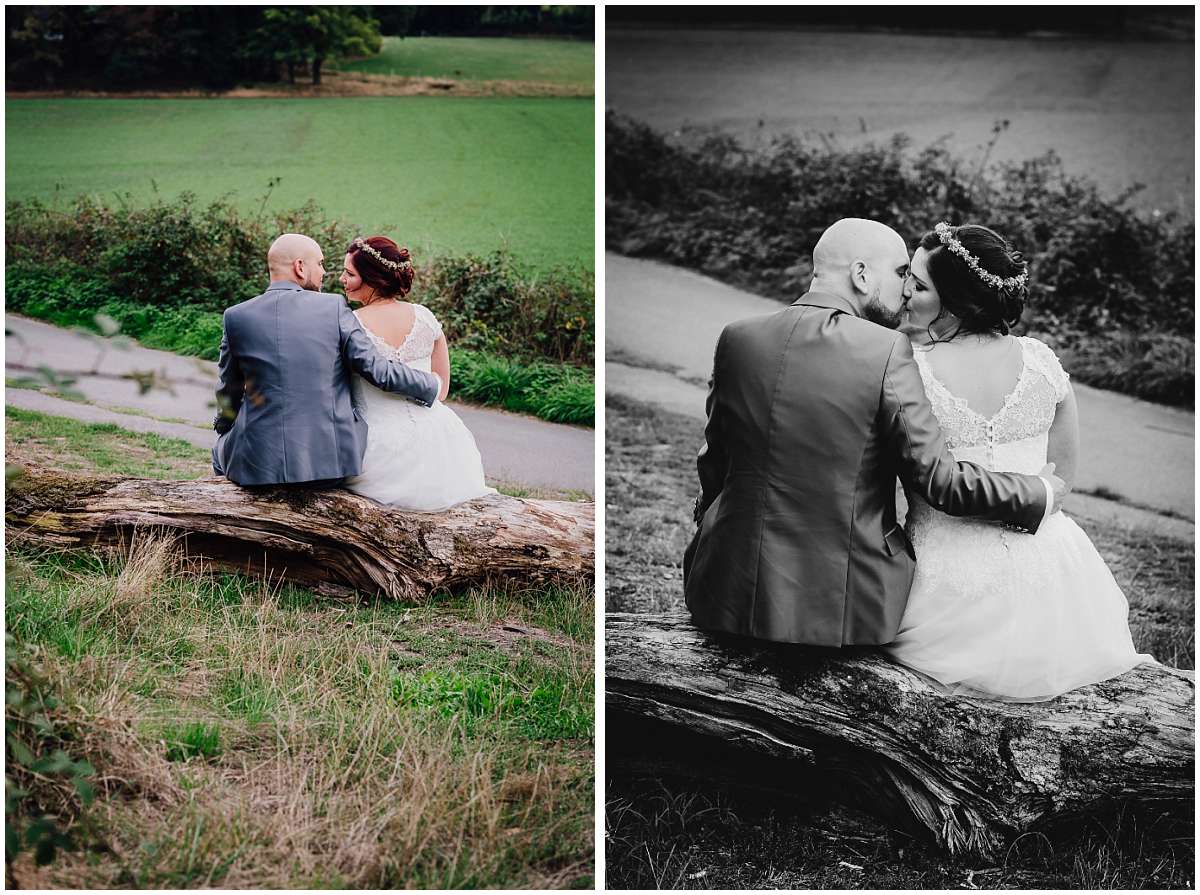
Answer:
684, 218, 1153, 702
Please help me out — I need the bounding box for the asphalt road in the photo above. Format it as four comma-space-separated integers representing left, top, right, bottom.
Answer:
4, 314, 595, 496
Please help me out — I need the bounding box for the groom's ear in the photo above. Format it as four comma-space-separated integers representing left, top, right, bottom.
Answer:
849, 259, 869, 295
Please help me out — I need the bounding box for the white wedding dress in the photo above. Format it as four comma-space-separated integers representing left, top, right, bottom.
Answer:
884, 336, 1153, 701
344, 304, 494, 511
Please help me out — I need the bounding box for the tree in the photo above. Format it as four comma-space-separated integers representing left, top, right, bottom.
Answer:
6, 468, 595, 599
608, 611, 1194, 857
259, 6, 382, 85
5, 6, 67, 88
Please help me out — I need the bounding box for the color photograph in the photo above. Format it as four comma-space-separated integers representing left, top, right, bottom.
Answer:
5, 5, 595, 888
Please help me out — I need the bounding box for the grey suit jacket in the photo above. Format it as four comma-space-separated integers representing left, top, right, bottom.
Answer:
212, 281, 440, 486
683, 291, 1048, 647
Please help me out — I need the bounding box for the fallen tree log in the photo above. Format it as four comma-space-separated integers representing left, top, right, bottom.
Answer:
6, 467, 593, 598
606, 610, 1194, 857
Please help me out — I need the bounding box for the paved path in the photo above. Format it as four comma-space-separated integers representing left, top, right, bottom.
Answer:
606, 252, 1195, 526
5, 314, 595, 496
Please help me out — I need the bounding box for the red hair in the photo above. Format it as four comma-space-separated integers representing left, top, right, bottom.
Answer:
345, 236, 415, 299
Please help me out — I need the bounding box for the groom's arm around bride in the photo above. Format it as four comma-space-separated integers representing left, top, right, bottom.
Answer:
683, 219, 1064, 648
212, 233, 440, 487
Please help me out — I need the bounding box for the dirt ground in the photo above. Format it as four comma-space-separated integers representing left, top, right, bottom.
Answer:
606, 28, 1193, 214
6, 69, 592, 100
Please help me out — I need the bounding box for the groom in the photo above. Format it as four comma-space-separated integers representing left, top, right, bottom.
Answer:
683, 218, 1065, 646
211, 233, 441, 487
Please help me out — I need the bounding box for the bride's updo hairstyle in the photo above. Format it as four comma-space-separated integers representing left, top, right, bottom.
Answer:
345, 235, 415, 301
917, 223, 1029, 337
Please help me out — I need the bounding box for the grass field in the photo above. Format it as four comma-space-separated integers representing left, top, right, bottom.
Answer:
606, 28, 1193, 215
604, 392, 1194, 888
5, 97, 594, 271
5, 409, 594, 887
337, 36, 594, 85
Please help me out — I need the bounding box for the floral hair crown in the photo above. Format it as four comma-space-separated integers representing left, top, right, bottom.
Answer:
934, 222, 1027, 291
354, 237, 413, 272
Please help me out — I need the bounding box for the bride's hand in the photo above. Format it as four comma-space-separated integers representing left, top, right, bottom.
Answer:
1039, 462, 1067, 514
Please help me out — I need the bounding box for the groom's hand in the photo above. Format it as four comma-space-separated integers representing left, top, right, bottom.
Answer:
1038, 462, 1067, 514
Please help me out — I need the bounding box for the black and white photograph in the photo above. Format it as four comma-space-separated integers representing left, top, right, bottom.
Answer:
604, 6, 1195, 889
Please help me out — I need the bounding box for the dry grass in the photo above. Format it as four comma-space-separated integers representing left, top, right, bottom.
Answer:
6, 534, 594, 888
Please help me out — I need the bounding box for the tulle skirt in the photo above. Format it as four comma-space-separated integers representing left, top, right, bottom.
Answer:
345, 397, 494, 512
884, 510, 1154, 702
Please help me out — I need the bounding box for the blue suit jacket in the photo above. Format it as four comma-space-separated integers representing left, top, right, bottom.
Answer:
212, 281, 439, 486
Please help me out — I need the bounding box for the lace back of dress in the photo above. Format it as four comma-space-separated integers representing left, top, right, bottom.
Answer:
913, 337, 1065, 452
357, 305, 442, 365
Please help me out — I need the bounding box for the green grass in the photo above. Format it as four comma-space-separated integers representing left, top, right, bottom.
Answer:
5, 546, 594, 887
162, 722, 222, 762
5, 406, 213, 480
337, 36, 594, 84
5, 97, 594, 272
4, 407, 594, 887
452, 349, 594, 425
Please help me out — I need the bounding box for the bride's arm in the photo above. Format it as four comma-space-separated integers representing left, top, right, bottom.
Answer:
432, 336, 450, 402
1046, 386, 1079, 490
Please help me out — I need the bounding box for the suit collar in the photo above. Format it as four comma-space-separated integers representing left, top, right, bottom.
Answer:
266, 280, 304, 292
792, 290, 861, 317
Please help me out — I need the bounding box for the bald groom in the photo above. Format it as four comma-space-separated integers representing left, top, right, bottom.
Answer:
212, 233, 441, 487
683, 218, 1064, 646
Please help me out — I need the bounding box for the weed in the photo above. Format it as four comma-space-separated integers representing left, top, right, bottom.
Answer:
163, 723, 221, 762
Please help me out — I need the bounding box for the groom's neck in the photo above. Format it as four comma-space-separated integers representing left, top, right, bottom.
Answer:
807, 277, 861, 313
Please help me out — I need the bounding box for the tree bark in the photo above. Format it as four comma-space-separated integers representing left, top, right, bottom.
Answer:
6, 467, 593, 599
606, 611, 1194, 857
311, 56, 322, 85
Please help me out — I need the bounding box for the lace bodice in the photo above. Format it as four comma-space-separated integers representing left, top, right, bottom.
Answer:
355, 303, 443, 371
352, 303, 444, 423
913, 336, 1069, 456
906, 337, 1071, 588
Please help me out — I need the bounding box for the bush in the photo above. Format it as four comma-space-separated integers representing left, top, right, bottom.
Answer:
6, 191, 594, 367
606, 112, 1193, 406
5, 190, 595, 423
422, 252, 594, 366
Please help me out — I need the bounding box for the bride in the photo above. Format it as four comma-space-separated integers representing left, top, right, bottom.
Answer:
884, 222, 1153, 701
339, 235, 493, 511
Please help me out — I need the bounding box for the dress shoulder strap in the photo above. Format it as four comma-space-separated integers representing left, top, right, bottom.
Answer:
1019, 336, 1070, 402
412, 303, 444, 340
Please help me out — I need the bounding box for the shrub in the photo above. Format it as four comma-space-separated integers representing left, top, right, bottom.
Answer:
5, 634, 99, 875
421, 252, 594, 365
606, 112, 1193, 405
6, 191, 595, 367
6, 190, 595, 423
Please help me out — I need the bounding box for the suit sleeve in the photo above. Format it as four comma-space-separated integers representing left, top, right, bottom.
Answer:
338, 302, 439, 407
213, 311, 243, 434
694, 327, 731, 523
880, 335, 1047, 533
